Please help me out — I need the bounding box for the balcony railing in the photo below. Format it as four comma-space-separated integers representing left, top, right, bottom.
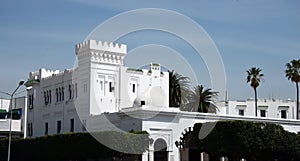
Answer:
0, 119, 22, 132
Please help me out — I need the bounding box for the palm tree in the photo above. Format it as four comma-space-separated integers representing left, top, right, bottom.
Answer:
185, 85, 218, 113
169, 70, 191, 108
246, 67, 264, 117
285, 59, 300, 119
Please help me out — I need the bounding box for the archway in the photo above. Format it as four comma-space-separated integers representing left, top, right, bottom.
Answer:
154, 138, 168, 161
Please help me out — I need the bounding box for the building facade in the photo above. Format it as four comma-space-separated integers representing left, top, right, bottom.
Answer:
26, 40, 169, 137
217, 98, 297, 119
24, 40, 300, 161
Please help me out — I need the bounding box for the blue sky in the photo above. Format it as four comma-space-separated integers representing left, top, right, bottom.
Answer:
0, 0, 299, 100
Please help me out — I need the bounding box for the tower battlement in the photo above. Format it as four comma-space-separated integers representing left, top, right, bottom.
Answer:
75, 40, 127, 55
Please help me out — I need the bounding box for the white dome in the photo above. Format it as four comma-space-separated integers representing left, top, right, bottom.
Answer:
133, 86, 167, 107
150, 86, 167, 107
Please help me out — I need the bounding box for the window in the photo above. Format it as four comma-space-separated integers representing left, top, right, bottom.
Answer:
28, 95, 31, 106
44, 90, 51, 105
46, 91, 49, 104
56, 88, 59, 102
75, 83, 78, 98
70, 118, 74, 132
260, 110, 266, 117
133, 84, 136, 93
49, 90, 51, 104
56, 86, 66, 102
28, 94, 34, 109
109, 82, 113, 92
281, 110, 287, 119
69, 85, 72, 100
82, 120, 86, 131
28, 123, 33, 137
57, 120, 61, 134
45, 122, 48, 135
100, 81, 103, 91
238, 109, 244, 116
59, 88, 62, 101
44, 91, 47, 105
61, 87, 64, 101
141, 100, 145, 106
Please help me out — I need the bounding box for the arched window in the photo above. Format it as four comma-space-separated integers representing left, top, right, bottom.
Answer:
44, 91, 47, 104
59, 88, 62, 101
49, 90, 51, 104
62, 87, 64, 101
46, 91, 49, 104
154, 138, 168, 161
56, 88, 59, 102
69, 84, 72, 100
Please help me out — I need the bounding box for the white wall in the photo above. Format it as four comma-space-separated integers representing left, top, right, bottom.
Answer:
27, 69, 82, 137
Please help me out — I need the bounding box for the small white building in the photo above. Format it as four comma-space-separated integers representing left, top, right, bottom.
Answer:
24, 40, 300, 161
0, 96, 27, 137
216, 98, 297, 119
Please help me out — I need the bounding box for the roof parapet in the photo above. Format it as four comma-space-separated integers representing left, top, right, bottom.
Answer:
75, 40, 127, 55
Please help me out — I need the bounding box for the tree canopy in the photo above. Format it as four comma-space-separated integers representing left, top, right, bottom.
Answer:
184, 85, 218, 113
179, 120, 300, 161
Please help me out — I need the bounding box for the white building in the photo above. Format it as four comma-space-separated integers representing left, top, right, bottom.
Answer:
0, 96, 27, 138
217, 98, 297, 119
24, 40, 300, 161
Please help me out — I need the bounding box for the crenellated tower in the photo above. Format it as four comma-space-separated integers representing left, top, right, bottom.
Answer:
74, 40, 127, 115
75, 40, 126, 66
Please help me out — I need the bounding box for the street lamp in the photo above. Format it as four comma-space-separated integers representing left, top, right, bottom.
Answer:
0, 80, 24, 161
0, 79, 39, 161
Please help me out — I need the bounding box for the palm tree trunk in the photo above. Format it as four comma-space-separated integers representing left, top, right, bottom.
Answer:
254, 88, 257, 117
296, 82, 299, 119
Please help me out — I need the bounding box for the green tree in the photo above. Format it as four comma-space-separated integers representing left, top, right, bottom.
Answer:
285, 59, 300, 119
185, 85, 218, 113
188, 121, 300, 161
246, 67, 264, 117
169, 70, 191, 108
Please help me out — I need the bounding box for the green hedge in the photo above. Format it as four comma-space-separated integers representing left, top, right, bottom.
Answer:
188, 120, 300, 161
0, 131, 149, 161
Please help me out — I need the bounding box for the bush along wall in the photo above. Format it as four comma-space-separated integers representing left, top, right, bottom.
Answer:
189, 120, 300, 161
0, 131, 149, 161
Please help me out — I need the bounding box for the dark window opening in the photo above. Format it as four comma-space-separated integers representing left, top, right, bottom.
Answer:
260, 110, 266, 117
70, 118, 74, 132
57, 120, 61, 134
62, 87, 64, 101
59, 88, 62, 101
49, 90, 51, 104
46, 91, 49, 104
69, 85, 72, 100
28, 94, 34, 109
281, 110, 287, 119
133, 84, 136, 93
44, 91, 47, 105
28, 123, 33, 137
45, 122, 48, 135
56, 88, 59, 102
141, 100, 145, 106
109, 82, 113, 92
75, 84, 78, 98
238, 109, 244, 116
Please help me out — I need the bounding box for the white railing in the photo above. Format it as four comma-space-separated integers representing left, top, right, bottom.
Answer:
0, 119, 22, 132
